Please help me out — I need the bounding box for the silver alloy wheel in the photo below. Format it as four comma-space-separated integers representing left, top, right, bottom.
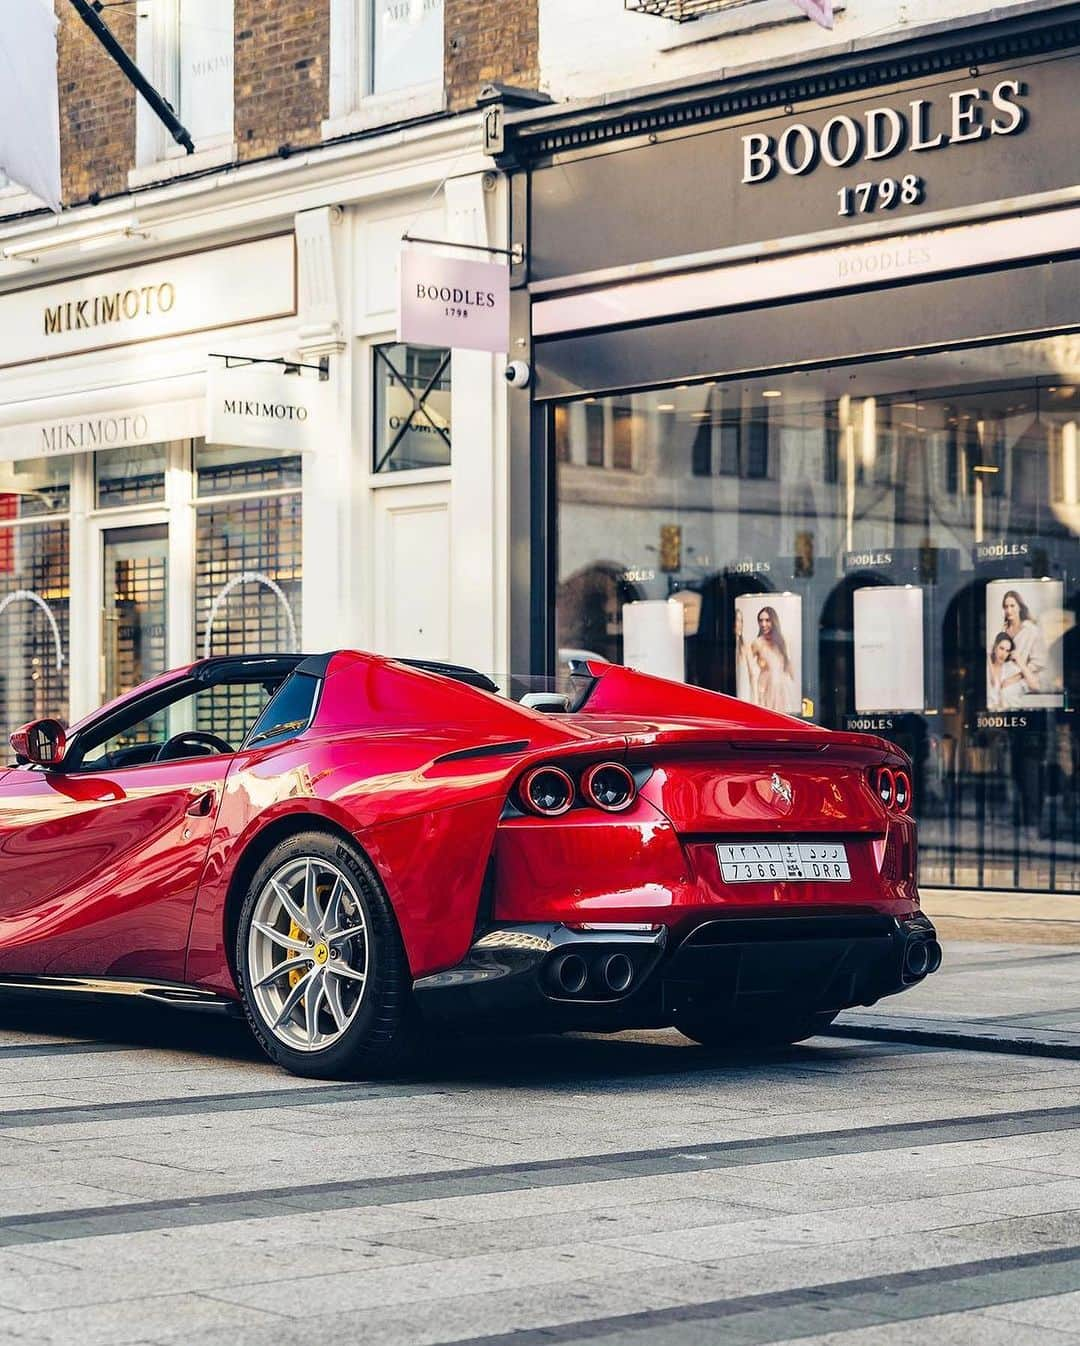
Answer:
247, 855, 369, 1052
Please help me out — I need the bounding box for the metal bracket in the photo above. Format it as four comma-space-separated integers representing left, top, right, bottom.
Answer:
68, 0, 195, 154
208, 353, 331, 381
402, 234, 525, 266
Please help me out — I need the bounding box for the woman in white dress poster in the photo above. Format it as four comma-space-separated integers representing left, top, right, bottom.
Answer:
751, 605, 796, 713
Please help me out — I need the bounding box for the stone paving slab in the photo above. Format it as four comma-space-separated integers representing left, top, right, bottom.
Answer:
3, 958, 1080, 1345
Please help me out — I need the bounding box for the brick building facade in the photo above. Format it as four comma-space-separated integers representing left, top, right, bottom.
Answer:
28, 0, 539, 217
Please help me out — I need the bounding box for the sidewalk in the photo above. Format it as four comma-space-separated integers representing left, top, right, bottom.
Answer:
831, 939, 1080, 1057
921, 886, 1080, 945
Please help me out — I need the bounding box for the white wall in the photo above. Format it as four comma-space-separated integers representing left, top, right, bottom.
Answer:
539, 0, 1042, 102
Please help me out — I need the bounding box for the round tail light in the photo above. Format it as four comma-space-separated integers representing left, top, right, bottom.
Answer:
876, 767, 896, 809
582, 762, 636, 812
894, 769, 912, 813
520, 766, 575, 817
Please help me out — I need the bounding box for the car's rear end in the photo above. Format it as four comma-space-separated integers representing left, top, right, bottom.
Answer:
413, 663, 940, 1040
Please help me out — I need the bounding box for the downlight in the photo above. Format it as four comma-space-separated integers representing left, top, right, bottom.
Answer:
894, 769, 912, 813
520, 765, 575, 817
876, 767, 896, 809
582, 762, 637, 812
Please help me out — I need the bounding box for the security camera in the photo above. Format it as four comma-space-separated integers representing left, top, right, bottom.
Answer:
504, 359, 532, 388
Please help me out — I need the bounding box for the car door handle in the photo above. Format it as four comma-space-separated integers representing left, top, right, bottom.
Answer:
185, 790, 217, 818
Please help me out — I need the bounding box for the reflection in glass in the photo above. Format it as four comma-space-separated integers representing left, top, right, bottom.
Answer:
0, 456, 71, 744
554, 335, 1080, 893
373, 343, 451, 472
96, 444, 167, 509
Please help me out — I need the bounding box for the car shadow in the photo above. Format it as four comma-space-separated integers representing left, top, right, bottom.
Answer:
0, 993, 847, 1084
0, 995, 265, 1063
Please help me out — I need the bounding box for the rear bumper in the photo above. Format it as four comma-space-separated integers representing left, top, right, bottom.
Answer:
412, 912, 941, 1032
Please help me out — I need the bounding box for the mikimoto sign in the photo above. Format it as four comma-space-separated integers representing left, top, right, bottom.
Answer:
398, 247, 510, 354
205, 362, 333, 453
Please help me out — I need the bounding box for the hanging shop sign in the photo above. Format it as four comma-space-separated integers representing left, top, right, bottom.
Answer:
205, 362, 333, 453
398, 247, 510, 354
0, 234, 296, 370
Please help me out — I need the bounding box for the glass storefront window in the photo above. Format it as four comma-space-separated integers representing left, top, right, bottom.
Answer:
95, 444, 167, 509
194, 443, 302, 743
196, 442, 301, 497
0, 456, 71, 744
373, 342, 451, 473
554, 335, 1080, 893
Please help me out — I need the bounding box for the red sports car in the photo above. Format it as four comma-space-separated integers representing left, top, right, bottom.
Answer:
0, 652, 939, 1077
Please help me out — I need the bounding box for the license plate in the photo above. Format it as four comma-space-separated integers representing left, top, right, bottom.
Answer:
716, 841, 851, 883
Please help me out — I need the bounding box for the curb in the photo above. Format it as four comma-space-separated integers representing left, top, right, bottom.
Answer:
824, 1014, 1080, 1061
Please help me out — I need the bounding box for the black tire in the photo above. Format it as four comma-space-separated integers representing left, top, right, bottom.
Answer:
235, 830, 415, 1079
678, 1010, 838, 1051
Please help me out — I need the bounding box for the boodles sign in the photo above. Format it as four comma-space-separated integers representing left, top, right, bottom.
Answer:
398, 246, 510, 354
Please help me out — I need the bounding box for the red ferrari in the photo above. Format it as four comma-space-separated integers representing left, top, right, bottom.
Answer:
0, 652, 939, 1077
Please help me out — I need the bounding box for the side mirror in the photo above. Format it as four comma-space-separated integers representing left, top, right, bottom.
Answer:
10, 718, 67, 769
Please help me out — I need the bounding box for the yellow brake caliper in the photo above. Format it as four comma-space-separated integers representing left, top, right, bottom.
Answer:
287, 918, 305, 988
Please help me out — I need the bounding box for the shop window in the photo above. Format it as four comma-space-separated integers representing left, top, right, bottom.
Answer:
0, 456, 71, 745
373, 343, 451, 473
95, 445, 167, 509
194, 444, 302, 740
553, 339, 1080, 895
136, 0, 234, 168
196, 443, 302, 497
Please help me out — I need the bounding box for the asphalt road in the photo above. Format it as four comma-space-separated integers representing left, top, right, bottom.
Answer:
3, 967, 1080, 1346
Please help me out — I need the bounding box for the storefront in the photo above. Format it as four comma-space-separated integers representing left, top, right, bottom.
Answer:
0, 120, 509, 751
502, 3, 1080, 895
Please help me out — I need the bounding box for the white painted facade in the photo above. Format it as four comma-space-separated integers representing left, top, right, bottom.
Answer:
0, 115, 510, 731
538, 0, 1048, 102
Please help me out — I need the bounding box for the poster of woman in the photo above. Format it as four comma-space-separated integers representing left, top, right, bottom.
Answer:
985, 579, 1065, 709
734, 594, 802, 715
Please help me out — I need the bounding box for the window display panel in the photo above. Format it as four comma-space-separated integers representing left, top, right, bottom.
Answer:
734, 592, 802, 714
985, 579, 1065, 710
553, 336, 1080, 893
194, 445, 302, 744
0, 456, 71, 743
854, 586, 924, 713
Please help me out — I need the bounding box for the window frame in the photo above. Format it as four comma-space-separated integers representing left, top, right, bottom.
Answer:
62, 661, 308, 773
372, 341, 452, 475
132, 0, 236, 185
324, 0, 445, 138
